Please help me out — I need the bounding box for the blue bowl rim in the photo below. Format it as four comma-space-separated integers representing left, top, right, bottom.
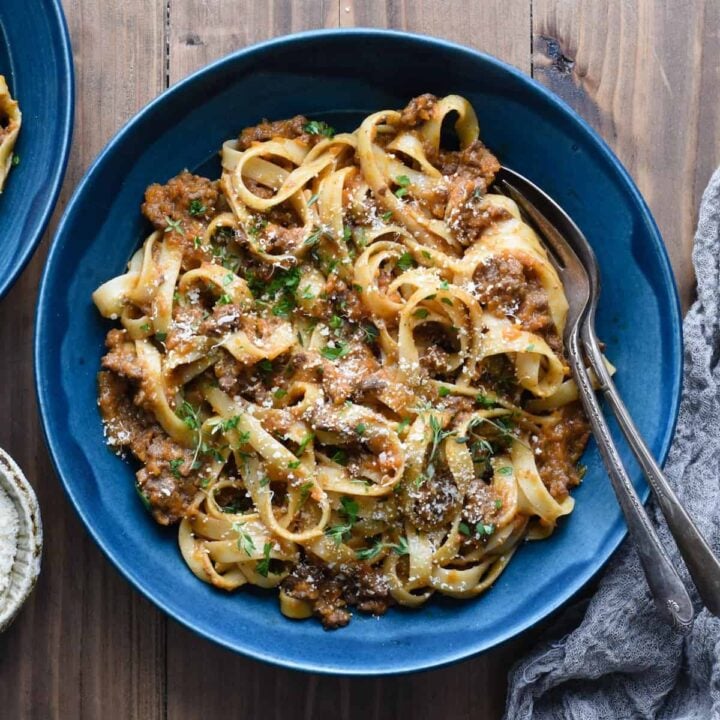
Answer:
0, 0, 75, 299
35, 27, 683, 675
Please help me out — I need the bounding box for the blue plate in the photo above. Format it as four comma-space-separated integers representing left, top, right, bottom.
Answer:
0, 0, 74, 299
35, 30, 682, 675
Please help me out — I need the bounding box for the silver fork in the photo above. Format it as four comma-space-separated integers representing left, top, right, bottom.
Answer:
495, 167, 720, 629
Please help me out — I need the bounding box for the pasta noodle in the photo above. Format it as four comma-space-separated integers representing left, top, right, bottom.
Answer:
0, 76, 21, 192
93, 95, 595, 628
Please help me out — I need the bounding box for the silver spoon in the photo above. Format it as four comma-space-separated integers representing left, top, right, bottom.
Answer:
495, 166, 717, 629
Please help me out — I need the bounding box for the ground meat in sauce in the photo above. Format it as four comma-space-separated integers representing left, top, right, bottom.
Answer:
97, 370, 201, 525
141, 171, 220, 267
281, 557, 393, 629
532, 402, 590, 500
473, 255, 562, 351
404, 468, 461, 532
320, 343, 381, 404
398, 93, 438, 128
237, 115, 322, 150
462, 478, 500, 525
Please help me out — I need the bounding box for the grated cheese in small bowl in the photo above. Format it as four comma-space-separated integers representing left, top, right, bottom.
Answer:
0, 449, 42, 631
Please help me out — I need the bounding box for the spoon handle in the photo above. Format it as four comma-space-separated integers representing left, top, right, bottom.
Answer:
582, 324, 720, 617
567, 330, 695, 630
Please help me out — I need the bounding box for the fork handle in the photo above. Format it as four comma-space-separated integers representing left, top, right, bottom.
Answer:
567, 333, 694, 630
582, 325, 720, 617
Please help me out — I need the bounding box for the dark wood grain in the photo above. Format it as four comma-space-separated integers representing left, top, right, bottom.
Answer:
2, 1, 711, 718
532, 0, 720, 310
0, 1, 167, 718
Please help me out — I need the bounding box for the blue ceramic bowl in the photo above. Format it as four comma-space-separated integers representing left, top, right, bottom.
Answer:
35, 30, 682, 675
0, 0, 73, 299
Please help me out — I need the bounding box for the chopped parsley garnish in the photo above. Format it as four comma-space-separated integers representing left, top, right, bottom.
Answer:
287, 460, 301, 470
168, 458, 183, 478
438, 386, 451, 397
459, 522, 471, 536
497, 466, 513, 476
298, 481, 314, 504
413, 308, 429, 319
329, 314, 343, 330
355, 536, 410, 561
247, 217, 268, 236
394, 174, 411, 197
193, 235, 202, 248
178, 401, 200, 431
321, 342, 350, 361
188, 199, 206, 216
273, 388, 287, 399
272, 294, 295, 317
396, 252, 415, 271
325, 524, 352, 545
396, 418, 410, 434
304, 228, 323, 246
303, 120, 335, 137
164, 216, 185, 236
428, 414, 454, 462
341, 496, 359, 524
475, 393, 495, 407
296, 433, 314, 456
422, 250, 432, 260
257, 358, 273, 374
232, 522, 256, 556
355, 423, 366, 436
494, 498, 503, 510
301, 286, 315, 300
217, 293, 232, 305
256, 542, 272, 577
259, 476, 271, 487
330, 449, 347, 465
140, 322, 151, 333
441, 297, 453, 306
362, 323, 379, 343
381, 210, 393, 222
439, 280, 450, 290
11, 154, 20, 166
342, 225, 352, 242
211, 415, 241, 434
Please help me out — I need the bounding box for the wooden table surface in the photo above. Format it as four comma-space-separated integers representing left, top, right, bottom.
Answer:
1, 1, 718, 718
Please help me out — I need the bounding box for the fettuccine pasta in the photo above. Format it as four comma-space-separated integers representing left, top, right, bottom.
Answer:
0, 75, 21, 192
93, 95, 594, 628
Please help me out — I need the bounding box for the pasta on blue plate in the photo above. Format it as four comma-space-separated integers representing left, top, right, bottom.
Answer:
92, 95, 592, 628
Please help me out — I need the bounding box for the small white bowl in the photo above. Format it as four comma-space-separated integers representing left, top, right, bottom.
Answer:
0, 448, 42, 631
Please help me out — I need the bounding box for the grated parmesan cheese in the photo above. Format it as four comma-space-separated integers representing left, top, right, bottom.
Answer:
0, 485, 19, 597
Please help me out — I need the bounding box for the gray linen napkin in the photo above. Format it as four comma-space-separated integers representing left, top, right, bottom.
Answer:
504, 168, 720, 720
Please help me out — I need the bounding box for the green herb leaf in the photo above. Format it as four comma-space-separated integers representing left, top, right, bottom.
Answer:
164, 216, 185, 236
355, 423, 366, 436
396, 418, 410, 434
303, 120, 335, 137
381, 210, 393, 222
458, 522, 471, 537
396, 252, 415, 271
413, 308, 429, 319
321, 342, 350, 361
340, 496, 359, 524
438, 386, 451, 397
256, 542, 272, 577
232, 522, 256, 556
168, 458, 183, 478
188, 199, 206, 216
324, 523, 352, 545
